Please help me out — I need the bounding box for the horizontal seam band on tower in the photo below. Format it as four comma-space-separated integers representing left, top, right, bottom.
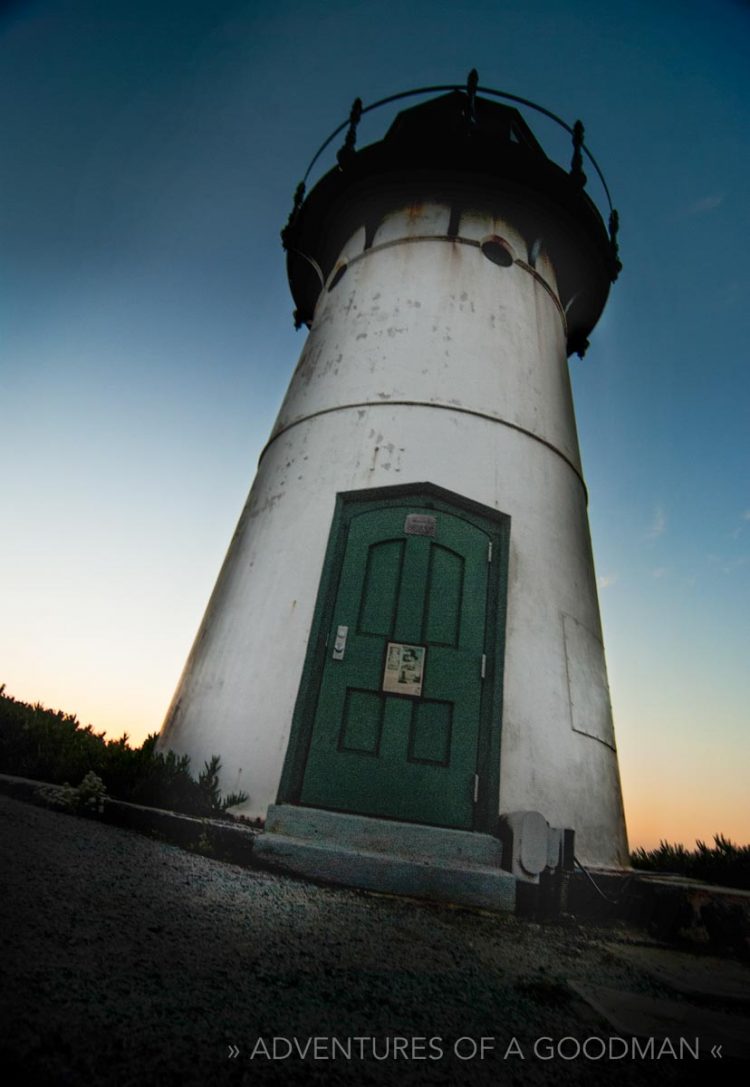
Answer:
336, 235, 566, 331
259, 400, 587, 498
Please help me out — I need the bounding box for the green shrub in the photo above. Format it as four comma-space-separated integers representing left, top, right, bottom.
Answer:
0, 686, 247, 817
36, 770, 108, 814
631, 834, 750, 891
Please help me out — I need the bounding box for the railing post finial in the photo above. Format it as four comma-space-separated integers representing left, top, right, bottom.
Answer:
337, 97, 363, 169
281, 180, 306, 250
466, 68, 479, 130
570, 120, 587, 187
609, 209, 622, 281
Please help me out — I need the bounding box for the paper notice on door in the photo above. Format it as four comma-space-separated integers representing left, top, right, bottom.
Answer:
382, 642, 426, 697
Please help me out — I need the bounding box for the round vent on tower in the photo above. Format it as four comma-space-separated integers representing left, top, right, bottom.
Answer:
480, 235, 515, 267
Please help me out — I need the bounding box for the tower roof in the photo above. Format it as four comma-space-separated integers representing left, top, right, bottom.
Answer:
283, 89, 619, 355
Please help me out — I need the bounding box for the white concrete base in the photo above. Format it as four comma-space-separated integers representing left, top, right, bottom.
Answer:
254, 805, 517, 913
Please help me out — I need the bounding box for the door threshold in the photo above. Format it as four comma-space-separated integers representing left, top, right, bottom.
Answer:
254, 804, 517, 913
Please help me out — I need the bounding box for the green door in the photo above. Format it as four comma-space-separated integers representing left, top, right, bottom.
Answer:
300, 500, 498, 830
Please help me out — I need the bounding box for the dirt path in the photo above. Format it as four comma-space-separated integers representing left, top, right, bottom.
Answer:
0, 795, 743, 1085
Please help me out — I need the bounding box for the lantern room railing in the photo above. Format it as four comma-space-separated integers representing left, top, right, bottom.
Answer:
282, 69, 621, 281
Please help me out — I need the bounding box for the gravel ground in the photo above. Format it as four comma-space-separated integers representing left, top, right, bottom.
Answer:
0, 795, 737, 1086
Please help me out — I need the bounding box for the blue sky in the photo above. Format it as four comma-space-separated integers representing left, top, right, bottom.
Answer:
1, 0, 748, 848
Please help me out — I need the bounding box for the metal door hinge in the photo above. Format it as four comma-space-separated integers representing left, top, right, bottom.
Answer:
332, 625, 348, 660
487, 541, 493, 563
481, 653, 486, 679
473, 774, 479, 803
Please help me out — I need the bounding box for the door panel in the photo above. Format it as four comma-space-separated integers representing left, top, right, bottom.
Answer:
424, 545, 464, 647
300, 503, 493, 829
357, 539, 404, 636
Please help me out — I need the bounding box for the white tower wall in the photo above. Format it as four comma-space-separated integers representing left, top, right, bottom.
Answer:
160, 193, 628, 868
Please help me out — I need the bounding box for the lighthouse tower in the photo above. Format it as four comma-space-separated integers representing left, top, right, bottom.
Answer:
159, 77, 628, 897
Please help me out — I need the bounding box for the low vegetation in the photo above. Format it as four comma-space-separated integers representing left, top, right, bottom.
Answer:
3, 687, 746, 885
0, 686, 247, 817
36, 769, 109, 815
631, 835, 750, 891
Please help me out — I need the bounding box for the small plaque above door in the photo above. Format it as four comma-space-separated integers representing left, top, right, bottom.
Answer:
404, 514, 436, 537
382, 642, 426, 698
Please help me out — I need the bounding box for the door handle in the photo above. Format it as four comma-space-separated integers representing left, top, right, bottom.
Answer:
332, 625, 348, 660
